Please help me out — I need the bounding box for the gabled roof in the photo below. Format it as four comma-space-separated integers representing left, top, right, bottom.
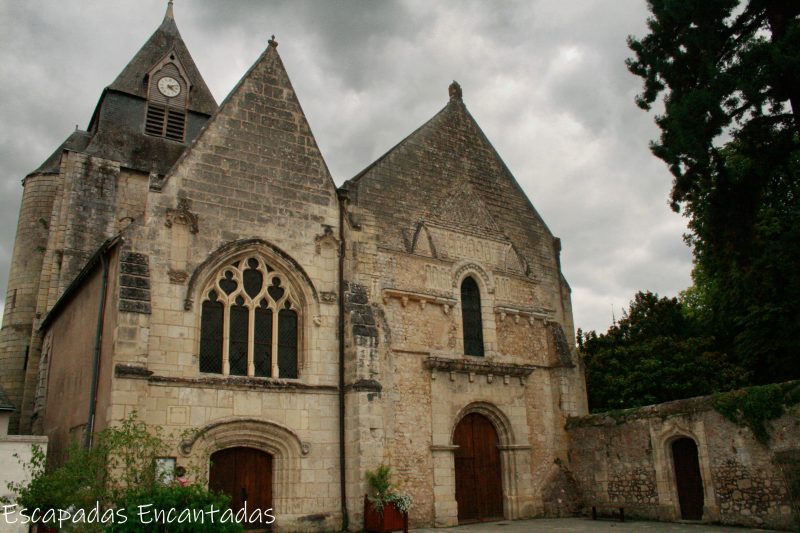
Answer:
29, 3, 218, 177
39, 235, 122, 332
343, 83, 555, 268
159, 37, 337, 197
107, 1, 216, 115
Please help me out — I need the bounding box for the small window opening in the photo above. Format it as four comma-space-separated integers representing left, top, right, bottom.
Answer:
461, 276, 485, 356
145, 103, 186, 141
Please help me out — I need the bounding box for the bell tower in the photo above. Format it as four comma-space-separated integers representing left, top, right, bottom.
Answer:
0, 1, 216, 434
145, 51, 191, 141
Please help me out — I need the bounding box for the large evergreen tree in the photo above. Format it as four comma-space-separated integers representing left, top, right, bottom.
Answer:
579, 292, 743, 412
627, 0, 800, 384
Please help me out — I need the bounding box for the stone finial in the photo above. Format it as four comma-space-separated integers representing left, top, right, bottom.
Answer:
164, 0, 174, 22
449, 80, 462, 101
268, 35, 278, 48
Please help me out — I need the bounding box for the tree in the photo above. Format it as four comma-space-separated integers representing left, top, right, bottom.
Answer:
627, 0, 800, 384
579, 291, 744, 412
5, 413, 242, 532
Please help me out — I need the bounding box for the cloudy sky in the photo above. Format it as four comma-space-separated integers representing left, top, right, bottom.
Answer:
0, 0, 693, 334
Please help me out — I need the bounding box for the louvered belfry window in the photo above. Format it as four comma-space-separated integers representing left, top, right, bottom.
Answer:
199, 256, 300, 378
461, 276, 485, 356
145, 103, 186, 141
144, 62, 187, 142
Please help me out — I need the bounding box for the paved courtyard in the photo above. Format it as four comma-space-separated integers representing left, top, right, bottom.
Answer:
413, 518, 778, 532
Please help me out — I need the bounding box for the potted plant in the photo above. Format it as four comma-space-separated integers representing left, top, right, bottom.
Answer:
363, 465, 411, 533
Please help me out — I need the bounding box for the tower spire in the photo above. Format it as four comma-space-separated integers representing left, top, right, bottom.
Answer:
164, 0, 174, 22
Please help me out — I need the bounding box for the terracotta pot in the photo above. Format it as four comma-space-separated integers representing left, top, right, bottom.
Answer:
363, 494, 409, 533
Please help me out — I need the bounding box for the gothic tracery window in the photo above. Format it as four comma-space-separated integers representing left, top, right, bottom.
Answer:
461, 276, 485, 356
199, 256, 299, 378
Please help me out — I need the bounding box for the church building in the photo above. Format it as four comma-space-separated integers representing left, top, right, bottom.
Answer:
0, 3, 587, 531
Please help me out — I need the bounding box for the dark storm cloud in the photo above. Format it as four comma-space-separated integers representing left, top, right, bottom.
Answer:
0, 0, 693, 333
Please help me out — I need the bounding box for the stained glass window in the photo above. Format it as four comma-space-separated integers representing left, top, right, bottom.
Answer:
278, 308, 298, 379
198, 255, 300, 378
199, 294, 223, 373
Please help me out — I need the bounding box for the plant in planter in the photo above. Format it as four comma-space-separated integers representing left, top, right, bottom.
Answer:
364, 465, 411, 533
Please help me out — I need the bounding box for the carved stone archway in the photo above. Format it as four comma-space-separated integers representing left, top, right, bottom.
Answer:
180, 417, 310, 518
429, 402, 528, 525
450, 402, 513, 446
651, 420, 718, 522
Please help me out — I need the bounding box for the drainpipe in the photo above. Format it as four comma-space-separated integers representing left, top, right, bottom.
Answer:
85, 252, 110, 449
337, 189, 349, 530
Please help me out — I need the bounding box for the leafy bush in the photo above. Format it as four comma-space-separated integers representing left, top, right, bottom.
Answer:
579, 291, 745, 412
6, 413, 242, 532
6, 442, 108, 519
712, 381, 800, 443
109, 485, 242, 533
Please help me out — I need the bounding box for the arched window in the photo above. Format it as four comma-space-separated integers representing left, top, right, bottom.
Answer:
461, 276, 484, 356
199, 256, 300, 378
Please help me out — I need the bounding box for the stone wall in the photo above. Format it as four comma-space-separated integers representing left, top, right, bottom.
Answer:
96, 41, 343, 533
566, 395, 800, 530
0, 172, 59, 433
340, 191, 586, 529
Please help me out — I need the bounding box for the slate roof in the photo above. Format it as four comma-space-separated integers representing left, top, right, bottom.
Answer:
0, 384, 14, 412
30, 129, 92, 175
28, 3, 216, 178
342, 85, 557, 273
108, 2, 216, 115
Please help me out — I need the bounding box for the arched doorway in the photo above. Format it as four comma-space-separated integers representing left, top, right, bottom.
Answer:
209, 447, 273, 529
453, 413, 503, 523
671, 437, 704, 520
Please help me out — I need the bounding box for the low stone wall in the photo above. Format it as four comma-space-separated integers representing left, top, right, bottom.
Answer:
566, 393, 799, 530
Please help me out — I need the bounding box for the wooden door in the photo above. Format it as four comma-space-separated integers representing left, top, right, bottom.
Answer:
672, 438, 704, 520
453, 413, 503, 523
209, 447, 273, 529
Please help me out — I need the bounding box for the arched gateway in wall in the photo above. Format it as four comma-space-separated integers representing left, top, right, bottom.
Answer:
671, 437, 704, 520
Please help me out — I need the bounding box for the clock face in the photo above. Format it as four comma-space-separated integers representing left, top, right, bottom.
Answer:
157, 76, 181, 97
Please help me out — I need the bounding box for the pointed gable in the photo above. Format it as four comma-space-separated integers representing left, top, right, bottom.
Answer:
158, 37, 337, 240
108, 2, 215, 115
344, 83, 555, 273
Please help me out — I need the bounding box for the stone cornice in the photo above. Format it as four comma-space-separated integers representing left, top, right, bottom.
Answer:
114, 364, 337, 393
497, 444, 532, 451
430, 444, 460, 452
494, 305, 555, 324
382, 288, 457, 313
424, 356, 535, 378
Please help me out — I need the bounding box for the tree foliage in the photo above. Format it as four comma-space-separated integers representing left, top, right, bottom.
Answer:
579, 291, 744, 412
627, 0, 800, 384
5, 413, 241, 532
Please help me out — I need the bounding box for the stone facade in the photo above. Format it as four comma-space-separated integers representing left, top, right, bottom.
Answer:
2, 5, 797, 533
337, 83, 587, 528
567, 395, 800, 530
0, 5, 588, 532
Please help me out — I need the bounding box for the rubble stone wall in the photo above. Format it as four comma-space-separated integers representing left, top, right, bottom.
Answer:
567, 396, 800, 530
